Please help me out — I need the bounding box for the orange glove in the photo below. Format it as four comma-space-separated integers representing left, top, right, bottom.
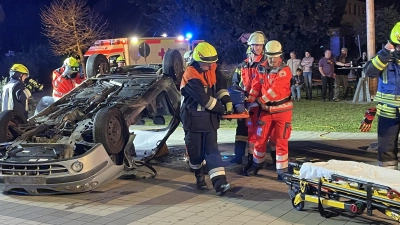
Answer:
359, 107, 376, 132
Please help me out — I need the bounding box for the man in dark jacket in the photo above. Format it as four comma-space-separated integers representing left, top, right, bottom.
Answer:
180, 42, 233, 195
2, 64, 31, 119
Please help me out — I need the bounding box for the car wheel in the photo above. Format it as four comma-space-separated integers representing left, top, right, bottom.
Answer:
86, 54, 110, 78
0, 110, 27, 142
162, 49, 184, 88
93, 107, 128, 155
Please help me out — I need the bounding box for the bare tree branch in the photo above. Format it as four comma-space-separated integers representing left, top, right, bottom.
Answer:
41, 0, 109, 60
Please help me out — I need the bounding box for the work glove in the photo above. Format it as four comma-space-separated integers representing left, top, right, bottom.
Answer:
225, 102, 233, 115
359, 107, 376, 132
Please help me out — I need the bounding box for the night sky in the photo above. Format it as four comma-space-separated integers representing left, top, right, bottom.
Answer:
0, 0, 150, 54
0, 0, 399, 55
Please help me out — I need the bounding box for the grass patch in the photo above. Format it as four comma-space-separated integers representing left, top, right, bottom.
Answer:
220, 100, 377, 133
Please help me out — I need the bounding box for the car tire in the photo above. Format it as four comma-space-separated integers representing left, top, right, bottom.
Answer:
86, 54, 110, 78
162, 49, 184, 88
0, 110, 27, 142
93, 107, 128, 155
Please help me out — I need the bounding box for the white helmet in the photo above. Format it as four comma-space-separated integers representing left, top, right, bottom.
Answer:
183, 50, 193, 62
265, 40, 282, 57
247, 31, 266, 45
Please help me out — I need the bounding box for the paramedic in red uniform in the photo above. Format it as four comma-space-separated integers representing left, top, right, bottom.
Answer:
245, 40, 293, 178
52, 56, 86, 100
180, 42, 233, 195
231, 31, 267, 167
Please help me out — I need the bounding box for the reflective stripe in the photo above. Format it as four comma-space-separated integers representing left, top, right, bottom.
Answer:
2, 83, 15, 111
209, 167, 225, 179
267, 89, 277, 98
267, 101, 293, 113
253, 149, 266, 157
216, 89, 229, 99
253, 156, 265, 163
261, 95, 270, 103
205, 96, 217, 110
235, 135, 248, 142
276, 154, 288, 161
23, 89, 31, 111
374, 92, 400, 107
276, 161, 289, 170
371, 57, 387, 71
382, 70, 388, 84
189, 161, 205, 170
376, 106, 397, 119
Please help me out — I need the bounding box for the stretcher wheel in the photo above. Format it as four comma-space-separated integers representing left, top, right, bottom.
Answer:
291, 197, 305, 211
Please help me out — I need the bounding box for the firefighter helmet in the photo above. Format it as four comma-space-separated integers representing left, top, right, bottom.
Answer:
9, 64, 29, 79
265, 40, 283, 57
63, 56, 79, 67
192, 42, 218, 63
184, 50, 193, 62
116, 56, 126, 63
247, 31, 266, 45
390, 22, 400, 45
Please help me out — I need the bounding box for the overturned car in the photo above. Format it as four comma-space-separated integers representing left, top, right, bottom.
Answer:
0, 50, 184, 194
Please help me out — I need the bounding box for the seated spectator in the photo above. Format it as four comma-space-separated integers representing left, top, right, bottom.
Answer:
291, 68, 304, 101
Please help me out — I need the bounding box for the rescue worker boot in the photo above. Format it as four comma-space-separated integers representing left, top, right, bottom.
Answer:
277, 168, 288, 181
244, 164, 261, 176
230, 141, 246, 164
239, 154, 253, 175
212, 175, 232, 196
195, 166, 208, 190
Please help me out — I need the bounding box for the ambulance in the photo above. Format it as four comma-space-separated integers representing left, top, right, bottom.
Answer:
84, 36, 204, 65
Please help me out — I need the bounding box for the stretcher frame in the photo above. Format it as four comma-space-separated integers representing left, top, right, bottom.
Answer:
282, 159, 400, 222
221, 111, 250, 119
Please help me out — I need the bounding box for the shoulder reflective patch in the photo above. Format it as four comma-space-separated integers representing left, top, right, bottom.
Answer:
279, 70, 286, 77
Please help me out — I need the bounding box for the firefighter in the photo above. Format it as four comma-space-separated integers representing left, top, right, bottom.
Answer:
231, 31, 268, 166
361, 22, 400, 169
180, 42, 233, 195
2, 64, 31, 119
116, 55, 126, 67
113, 56, 126, 73
52, 56, 86, 100
245, 40, 293, 177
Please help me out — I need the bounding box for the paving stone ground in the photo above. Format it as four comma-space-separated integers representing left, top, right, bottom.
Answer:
0, 128, 397, 225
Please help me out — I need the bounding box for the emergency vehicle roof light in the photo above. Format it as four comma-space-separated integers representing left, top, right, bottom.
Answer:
177, 36, 184, 41
185, 32, 193, 39
131, 37, 138, 43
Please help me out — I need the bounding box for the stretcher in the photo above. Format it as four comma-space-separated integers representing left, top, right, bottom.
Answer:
221, 111, 250, 119
282, 158, 400, 222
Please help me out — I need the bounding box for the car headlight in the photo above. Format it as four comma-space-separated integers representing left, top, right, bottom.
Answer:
71, 161, 83, 172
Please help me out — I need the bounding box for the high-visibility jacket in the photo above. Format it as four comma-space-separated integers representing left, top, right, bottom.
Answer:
52, 67, 85, 99
248, 62, 293, 114
233, 55, 265, 92
2, 78, 30, 119
365, 48, 400, 118
180, 62, 230, 132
